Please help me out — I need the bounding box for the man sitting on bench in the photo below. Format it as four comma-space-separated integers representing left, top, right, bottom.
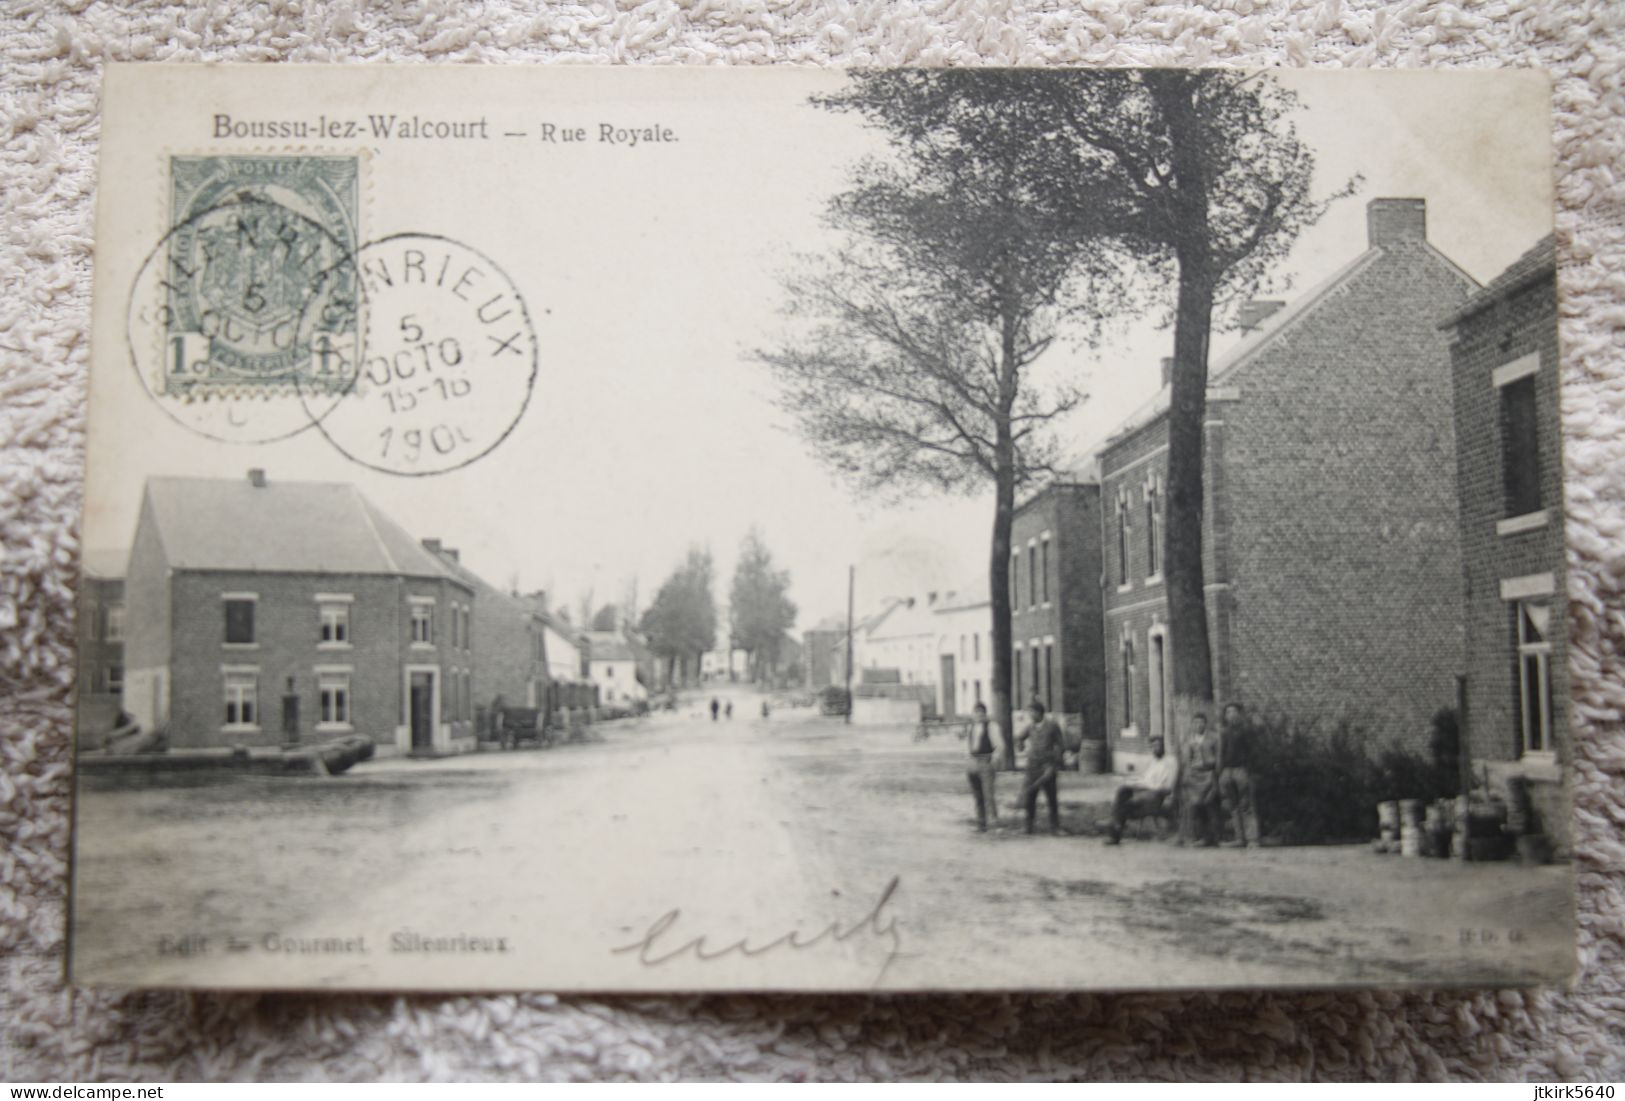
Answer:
1104, 736, 1178, 845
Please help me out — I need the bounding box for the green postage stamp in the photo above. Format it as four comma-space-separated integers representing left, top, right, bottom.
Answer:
163, 154, 360, 398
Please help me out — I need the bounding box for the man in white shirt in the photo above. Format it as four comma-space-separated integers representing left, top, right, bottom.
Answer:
1104, 736, 1178, 845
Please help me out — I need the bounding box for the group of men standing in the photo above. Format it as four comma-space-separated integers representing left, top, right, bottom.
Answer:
963, 699, 1260, 847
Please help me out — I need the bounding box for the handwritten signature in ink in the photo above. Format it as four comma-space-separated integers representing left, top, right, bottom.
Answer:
610, 876, 904, 988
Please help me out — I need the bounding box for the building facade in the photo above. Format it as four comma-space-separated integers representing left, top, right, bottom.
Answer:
1098, 198, 1478, 766
1444, 236, 1568, 826
585, 630, 648, 705
1009, 482, 1107, 742
122, 471, 478, 756
426, 542, 551, 727
802, 619, 844, 691
76, 549, 127, 737
933, 586, 992, 720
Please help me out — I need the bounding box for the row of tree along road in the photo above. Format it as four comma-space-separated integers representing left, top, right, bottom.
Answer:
753, 70, 1355, 769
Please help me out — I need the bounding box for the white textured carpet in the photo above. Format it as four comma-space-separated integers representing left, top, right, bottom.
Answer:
3, 0, 1623, 1083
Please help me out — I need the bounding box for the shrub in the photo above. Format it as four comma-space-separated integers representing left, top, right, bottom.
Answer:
1250, 710, 1455, 845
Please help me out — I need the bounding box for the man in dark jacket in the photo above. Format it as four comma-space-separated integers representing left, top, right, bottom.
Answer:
1017, 699, 1065, 835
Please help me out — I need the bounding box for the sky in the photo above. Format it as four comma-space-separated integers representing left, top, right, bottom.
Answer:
84, 67, 1552, 633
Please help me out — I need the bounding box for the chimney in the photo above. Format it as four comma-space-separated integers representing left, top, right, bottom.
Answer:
442, 547, 459, 563
247, 468, 267, 488
1160, 357, 1174, 387
1367, 198, 1427, 247
422, 537, 442, 555
1237, 299, 1286, 332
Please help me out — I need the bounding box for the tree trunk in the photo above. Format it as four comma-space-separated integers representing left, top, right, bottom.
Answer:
1164, 246, 1217, 710
990, 431, 1018, 770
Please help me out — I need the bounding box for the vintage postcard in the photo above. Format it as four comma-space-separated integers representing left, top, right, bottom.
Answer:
72, 64, 1575, 991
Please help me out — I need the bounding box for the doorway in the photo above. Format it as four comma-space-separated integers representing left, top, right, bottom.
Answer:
940, 654, 956, 718
409, 670, 435, 753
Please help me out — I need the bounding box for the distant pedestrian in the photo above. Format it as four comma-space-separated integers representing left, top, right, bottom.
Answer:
710, 698, 720, 721
1218, 702, 1260, 848
491, 694, 509, 750
965, 702, 1000, 832
761, 700, 771, 719
725, 701, 734, 720
1017, 700, 1064, 835
1177, 711, 1220, 847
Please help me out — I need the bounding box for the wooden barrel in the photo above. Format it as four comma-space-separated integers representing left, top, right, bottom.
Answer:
1078, 738, 1108, 775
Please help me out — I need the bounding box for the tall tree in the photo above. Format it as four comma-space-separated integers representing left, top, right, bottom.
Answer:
1039, 71, 1347, 720
590, 604, 621, 632
640, 547, 718, 688
756, 70, 1128, 766
730, 529, 798, 683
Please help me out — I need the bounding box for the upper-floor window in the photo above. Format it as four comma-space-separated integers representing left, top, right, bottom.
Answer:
105, 603, 125, 643
973, 633, 981, 662
1010, 550, 1020, 612
1500, 373, 1542, 518
1040, 537, 1051, 604
410, 600, 434, 646
1116, 491, 1131, 588
1146, 480, 1162, 578
223, 595, 256, 645
319, 603, 350, 646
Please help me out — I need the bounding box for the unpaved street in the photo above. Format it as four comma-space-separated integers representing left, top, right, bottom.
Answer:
74, 686, 1573, 990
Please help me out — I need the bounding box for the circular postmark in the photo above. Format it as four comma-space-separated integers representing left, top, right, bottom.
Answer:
299, 233, 538, 477
126, 156, 366, 445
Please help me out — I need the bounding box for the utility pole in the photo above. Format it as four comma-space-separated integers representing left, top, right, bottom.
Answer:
845, 564, 855, 726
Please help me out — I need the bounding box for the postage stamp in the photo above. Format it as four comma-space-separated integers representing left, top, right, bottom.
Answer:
162, 154, 360, 398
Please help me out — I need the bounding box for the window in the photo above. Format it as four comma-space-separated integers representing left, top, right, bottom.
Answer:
1028, 544, 1037, 609
1040, 538, 1050, 604
224, 596, 256, 645
1122, 637, 1136, 730
319, 603, 350, 645
410, 601, 434, 645
224, 671, 258, 727
1116, 492, 1131, 588
1045, 642, 1055, 711
1010, 552, 1020, 612
106, 663, 123, 692
1516, 601, 1553, 755
1013, 648, 1023, 707
974, 679, 982, 704
1146, 481, 1162, 578
318, 672, 351, 727
973, 633, 980, 662
105, 603, 125, 643
1030, 641, 1041, 704
1501, 375, 1542, 518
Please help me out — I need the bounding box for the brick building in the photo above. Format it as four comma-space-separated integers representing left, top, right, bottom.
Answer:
1443, 236, 1568, 821
75, 548, 127, 736
1008, 481, 1106, 742
1097, 198, 1477, 767
122, 470, 478, 755
425, 541, 551, 726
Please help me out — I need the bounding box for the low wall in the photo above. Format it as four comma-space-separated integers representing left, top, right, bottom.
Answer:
851, 696, 921, 725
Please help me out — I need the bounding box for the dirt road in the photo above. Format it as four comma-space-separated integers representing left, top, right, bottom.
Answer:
72, 686, 1574, 990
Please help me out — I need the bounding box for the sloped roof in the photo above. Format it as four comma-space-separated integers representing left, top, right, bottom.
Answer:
934, 581, 990, 613
81, 547, 128, 580
142, 475, 461, 582
430, 549, 540, 622
584, 630, 636, 662
1442, 234, 1556, 328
